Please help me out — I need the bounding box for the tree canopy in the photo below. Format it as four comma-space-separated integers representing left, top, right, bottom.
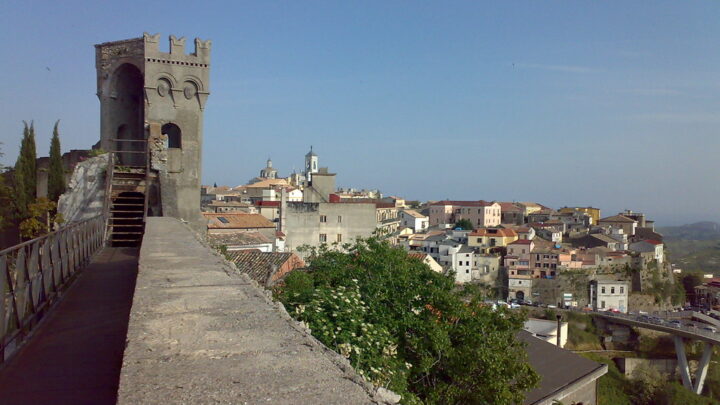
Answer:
276, 238, 538, 404
47, 120, 65, 202
14, 121, 37, 219
453, 218, 474, 230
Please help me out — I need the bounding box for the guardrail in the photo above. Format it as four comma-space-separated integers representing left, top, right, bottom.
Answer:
0, 215, 106, 364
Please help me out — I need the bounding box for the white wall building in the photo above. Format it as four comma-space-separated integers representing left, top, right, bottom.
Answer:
399, 209, 429, 233
591, 280, 629, 313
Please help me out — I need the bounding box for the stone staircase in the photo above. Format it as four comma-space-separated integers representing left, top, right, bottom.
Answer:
107, 167, 147, 247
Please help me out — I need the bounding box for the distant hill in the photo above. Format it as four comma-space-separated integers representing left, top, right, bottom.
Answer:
657, 221, 720, 241
660, 221, 720, 274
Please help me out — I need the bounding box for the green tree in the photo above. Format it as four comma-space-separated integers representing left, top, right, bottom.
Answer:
276, 238, 539, 404
19, 197, 64, 239
682, 272, 704, 304
0, 143, 13, 230
453, 218, 474, 230
13, 121, 37, 219
47, 120, 65, 202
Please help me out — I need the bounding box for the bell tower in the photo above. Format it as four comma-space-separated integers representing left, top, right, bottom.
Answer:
304, 146, 318, 184
95, 33, 211, 227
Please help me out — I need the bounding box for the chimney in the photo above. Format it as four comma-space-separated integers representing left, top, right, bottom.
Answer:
556, 314, 562, 347
279, 188, 287, 234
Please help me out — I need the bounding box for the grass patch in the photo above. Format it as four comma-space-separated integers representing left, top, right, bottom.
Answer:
579, 353, 633, 405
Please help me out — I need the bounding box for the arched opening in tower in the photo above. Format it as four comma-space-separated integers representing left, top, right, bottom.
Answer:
161, 123, 182, 149
112, 63, 144, 166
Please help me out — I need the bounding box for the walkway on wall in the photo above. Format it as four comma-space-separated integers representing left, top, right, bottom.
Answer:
0, 247, 139, 405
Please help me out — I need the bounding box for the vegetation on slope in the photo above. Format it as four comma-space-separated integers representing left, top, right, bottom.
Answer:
275, 238, 539, 405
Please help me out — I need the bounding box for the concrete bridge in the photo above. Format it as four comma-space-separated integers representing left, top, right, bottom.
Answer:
596, 312, 718, 394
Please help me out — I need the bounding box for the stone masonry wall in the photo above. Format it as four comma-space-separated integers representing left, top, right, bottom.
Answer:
57, 154, 109, 223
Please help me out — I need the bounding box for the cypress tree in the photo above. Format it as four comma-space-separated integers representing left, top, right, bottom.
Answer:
13, 121, 38, 220
13, 123, 31, 219
48, 120, 65, 202
24, 121, 37, 201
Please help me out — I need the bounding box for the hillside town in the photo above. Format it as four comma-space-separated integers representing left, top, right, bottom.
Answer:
202, 148, 673, 314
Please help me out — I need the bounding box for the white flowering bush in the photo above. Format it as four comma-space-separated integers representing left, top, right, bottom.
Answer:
290, 280, 409, 389
276, 238, 537, 405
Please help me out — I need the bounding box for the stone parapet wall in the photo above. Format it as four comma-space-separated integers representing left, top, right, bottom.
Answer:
118, 217, 394, 404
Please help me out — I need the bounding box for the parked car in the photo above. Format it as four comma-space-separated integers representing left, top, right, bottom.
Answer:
547, 304, 557, 309
669, 320, 682, 328
703, 326, 717, 333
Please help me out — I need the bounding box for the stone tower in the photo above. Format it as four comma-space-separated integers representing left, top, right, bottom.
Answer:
304, 146, 318, 184
95, 33, 210, 226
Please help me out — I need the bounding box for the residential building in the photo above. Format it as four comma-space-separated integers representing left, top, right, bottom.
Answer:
451, 245, 475, 283
527, 209, 555, 224
571, 233, 621, 251
226, 250, 305, 287
204, 213, 276, 234
468, 227, 519, 253
506, 239, 534, 300
499, 202, 525, 225
281, 202, 376, 253
558, 207, 601, 225
694, 279, 720, 308
408, 252, 443, 273
471, 254, 501, 285
428, 200, 501, 228
598, 215, 637, 236
534, 227, 562, 243
591, 279, 629, 313
204, 213, 279, 250
381, 196, 406, 208
629, 239, 664, 264
255, 200, 281, 222
376, 203, 401, 239
203, 200, 255, 214
399, 209, 429, 233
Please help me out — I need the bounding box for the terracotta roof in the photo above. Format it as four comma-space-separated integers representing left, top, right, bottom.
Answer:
509, 239, 533, 245
204, 213, 276, 229
226, 251, 304, 286
408, 252, 430, 260
469, 228, 518, 238
244, 178, 290, 188
402, 209, 426, 218
641, 239, 663, 245
376, 202, 396, 209
599, 215, 636, 223
498, 202, 524, 212
431, 200, 498, 207
206, 232, 272, 247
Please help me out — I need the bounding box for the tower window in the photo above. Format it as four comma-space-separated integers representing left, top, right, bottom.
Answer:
162, 123, 182, 149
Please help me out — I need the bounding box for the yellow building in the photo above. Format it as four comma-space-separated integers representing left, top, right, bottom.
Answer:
559, 207, 601, 225
468, 228, 519, 253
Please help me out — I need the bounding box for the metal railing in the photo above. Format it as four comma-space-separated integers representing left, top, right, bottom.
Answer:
0, 215, 106, 363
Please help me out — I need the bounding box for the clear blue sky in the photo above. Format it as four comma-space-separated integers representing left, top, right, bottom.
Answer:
1, 1, 718, 226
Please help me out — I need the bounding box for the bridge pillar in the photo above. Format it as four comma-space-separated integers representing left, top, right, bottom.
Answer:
674, 336, 693, 390
694, 342, 713, 394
